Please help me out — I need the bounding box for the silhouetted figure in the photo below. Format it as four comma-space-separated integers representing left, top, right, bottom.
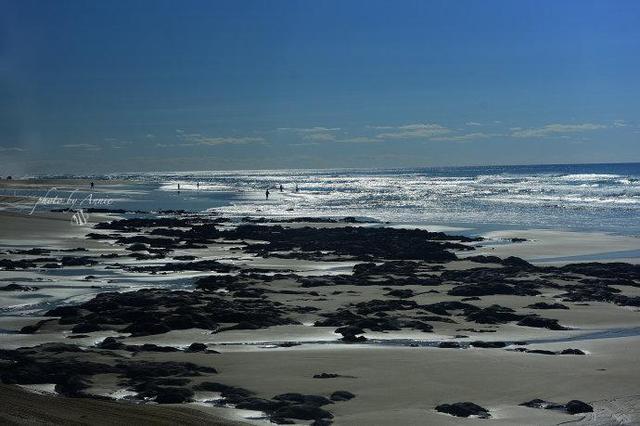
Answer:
177, 183, 180, 193
265, 188, 270, 199
90, 182, 94, 190
196, 182, 200, 190
279, 184, 283, 192
295, 184, 299, 193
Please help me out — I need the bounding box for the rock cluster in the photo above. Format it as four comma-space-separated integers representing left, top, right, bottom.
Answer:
42, 288, 298, 336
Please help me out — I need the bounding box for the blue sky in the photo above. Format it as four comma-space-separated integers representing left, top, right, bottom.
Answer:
1, 0, 639, 174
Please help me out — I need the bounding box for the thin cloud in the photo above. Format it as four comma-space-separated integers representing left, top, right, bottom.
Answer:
105, 138, 133, 149
337, 136, 379, 144
431, 132, 496, 142
465, 121, 482, 126
303, 133, 336, 142
277, 127, 340, 133
376, 123, 451, 140
365, 125, 395, 130
177, 132, 264, 146
511, 123, 606, 138
62, 144, 102, 151
0, 146, 25, 152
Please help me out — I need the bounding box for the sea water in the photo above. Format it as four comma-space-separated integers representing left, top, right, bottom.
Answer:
5, 162, 640, 236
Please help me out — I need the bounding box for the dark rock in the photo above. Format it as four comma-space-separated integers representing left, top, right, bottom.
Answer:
558, 262, 640, 281
55, 374, 90, 397
560, 349, 586, 355
193, 382, 253, 402
235, 397, 285, 412
313, 373, 340, 379
49, 288, 297, 337
423, 301, 480, 316
466, 255, 503, 264
96, 337, 125, 350
45, 306, 81, 317
520, 398, 593, 415
123, 322, 172, 336
126, 243, 149, 252
225, 224, 475, 262
153, 386, 195, 404
173, 255, 197, 261
273, 393, 334, 407
335, 326, 367, 343
566, 400, 593, 414
185, 342, 208, 352
330, 390, 355, 401
526, 349, 557, 355
385, 289, 415, 298
435, 402, 490, 418
502, 256, 536, 270
19, 319, 55, 334
118, 361, 217, 380
137, 344, 180, 353
526, 302, 570, 310
517, 316, 567, 330
466, 305, 522, 324
60, 256, 97, 267
448, 282, 539, 297
469, 341, 506, 348
273, 404, 334, 421
71, 323, 103, 334
0, 284, 39, 292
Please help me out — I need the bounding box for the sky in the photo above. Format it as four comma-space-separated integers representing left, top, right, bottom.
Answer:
1, 0, 639, 175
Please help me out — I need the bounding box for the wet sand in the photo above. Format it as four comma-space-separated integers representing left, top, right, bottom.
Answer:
1, 198, 639, 424
471, 229, 640, 265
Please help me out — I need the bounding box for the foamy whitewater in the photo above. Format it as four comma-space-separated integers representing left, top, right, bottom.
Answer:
10, 162, 640, 236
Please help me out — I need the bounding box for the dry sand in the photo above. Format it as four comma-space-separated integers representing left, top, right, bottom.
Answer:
0, 384, 244, 425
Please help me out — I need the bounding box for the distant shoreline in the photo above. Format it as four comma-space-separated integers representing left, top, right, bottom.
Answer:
3, 160, 640, 178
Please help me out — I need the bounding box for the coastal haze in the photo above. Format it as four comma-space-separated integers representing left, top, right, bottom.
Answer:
2, 1, 640, 425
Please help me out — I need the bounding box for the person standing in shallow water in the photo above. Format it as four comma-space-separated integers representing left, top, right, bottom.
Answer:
279, 184, 283, 192
90, 182, 94, 190
265, 188, 270, 199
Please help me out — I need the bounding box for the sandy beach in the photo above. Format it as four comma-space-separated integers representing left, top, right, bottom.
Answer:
1, 179, 639, 425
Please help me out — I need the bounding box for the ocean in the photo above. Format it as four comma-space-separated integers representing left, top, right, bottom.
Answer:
6, 162, 640, 237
